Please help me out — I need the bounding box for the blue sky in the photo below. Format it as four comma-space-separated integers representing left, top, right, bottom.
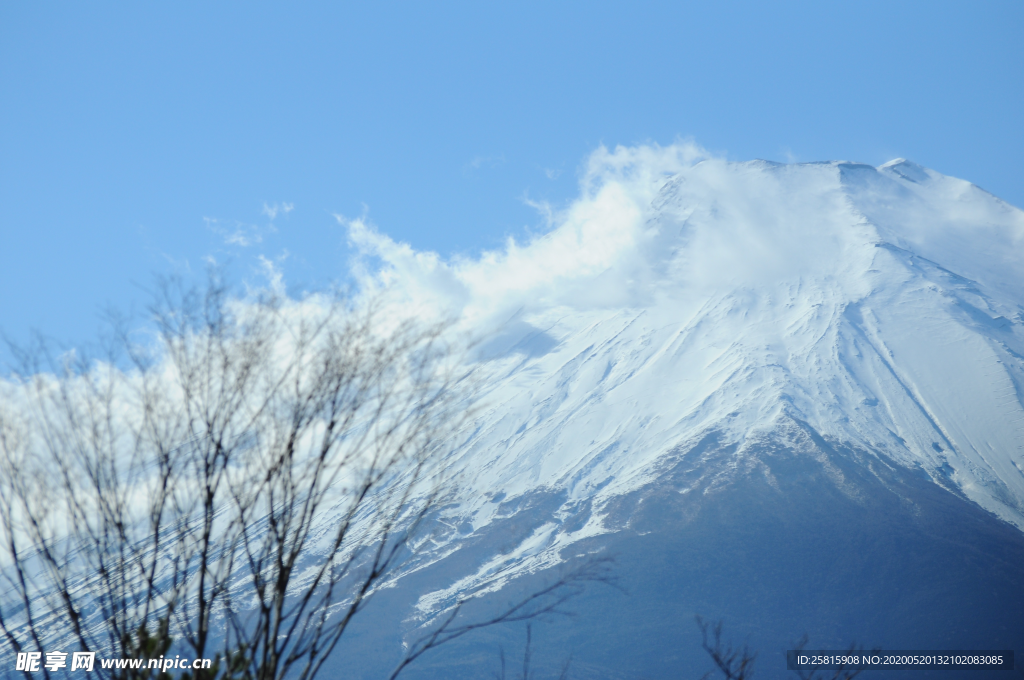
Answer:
1, 1, 1021, 362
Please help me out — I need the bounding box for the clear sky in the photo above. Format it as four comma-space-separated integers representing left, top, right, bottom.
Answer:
1, 1, 1021, 362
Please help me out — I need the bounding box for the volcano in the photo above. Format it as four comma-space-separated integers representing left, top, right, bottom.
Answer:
332, 150, 1024, 679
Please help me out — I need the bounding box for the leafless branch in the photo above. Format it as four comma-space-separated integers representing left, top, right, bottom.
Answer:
697, 617, 756, 680
0, 276, 609, 680
389, 557, 613, 680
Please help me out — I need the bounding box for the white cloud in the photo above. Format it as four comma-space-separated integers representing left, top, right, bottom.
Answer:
204, 217, 278, 248
342, 141, 712, 333
464, 154, 506, 173
342, 138, 1021, 345
262, 202, 294, 220
519, 194, 554, 229
257, 253, 288, 296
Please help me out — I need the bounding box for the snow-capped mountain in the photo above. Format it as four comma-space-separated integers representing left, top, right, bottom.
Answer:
5, 144, 1020, 680
337, 147, 1024, 679
358, 150, 1024, 547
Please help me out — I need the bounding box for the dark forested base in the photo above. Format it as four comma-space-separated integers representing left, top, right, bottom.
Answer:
328, 422, 1024, 680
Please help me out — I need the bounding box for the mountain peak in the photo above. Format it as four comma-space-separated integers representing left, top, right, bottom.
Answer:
348, 146, 1024, 543
878, 157, 931, 183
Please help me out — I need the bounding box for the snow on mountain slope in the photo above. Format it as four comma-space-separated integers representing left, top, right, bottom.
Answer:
346, 143, 1024, 578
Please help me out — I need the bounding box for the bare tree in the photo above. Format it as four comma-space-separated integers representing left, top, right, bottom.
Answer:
697, 617, 863, 680
0, 280, 601, 680
492, 623, 572, 680
391, 557, 609, 680
697, 617, 757, 680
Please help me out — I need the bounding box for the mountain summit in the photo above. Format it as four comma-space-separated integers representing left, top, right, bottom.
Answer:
471, 156, 1024, 511
340, 148, 1024, 679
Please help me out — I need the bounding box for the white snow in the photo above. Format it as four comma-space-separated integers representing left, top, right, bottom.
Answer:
345, 144, 1024, 550
6, 143, 1023, 624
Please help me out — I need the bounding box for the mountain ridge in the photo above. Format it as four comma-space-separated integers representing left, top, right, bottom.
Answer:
311, 147, 1024, 676
434, 155, 1024, 519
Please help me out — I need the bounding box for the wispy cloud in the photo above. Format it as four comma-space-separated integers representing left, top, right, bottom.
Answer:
257, 252, 289, 296
464, 154, 506, 173
520, 193, 555, 229
262, 202, 294, 220
204, 217, 278, 248
343, 141, 712, 327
